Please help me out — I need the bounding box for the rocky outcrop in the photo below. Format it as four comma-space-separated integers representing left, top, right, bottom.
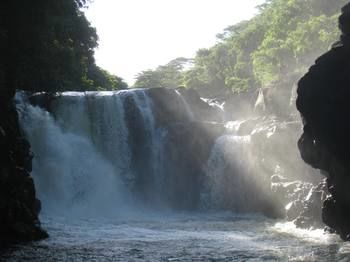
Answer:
0, 92, 47, 248
148, 87, 224, 123
147, 88, 225, 209
271, 176, 326, 229
146, 88, 324, 223
238, 118, 321, 219
296, 4, 350, 240
239, 118, 320, 183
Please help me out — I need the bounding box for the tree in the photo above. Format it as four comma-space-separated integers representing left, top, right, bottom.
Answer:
132, 0, 345, 97
1, 0, 126, 93
133, 57, 191, 88
87, 65, 128, 90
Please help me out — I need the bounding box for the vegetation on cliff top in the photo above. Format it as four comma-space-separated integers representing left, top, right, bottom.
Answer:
0, 0, 127, 93
1, 0, 347, 94
134, 0, 347, 97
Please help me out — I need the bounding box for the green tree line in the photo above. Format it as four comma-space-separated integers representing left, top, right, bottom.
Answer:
0, 0, 127, 93
134, 0, 347, 97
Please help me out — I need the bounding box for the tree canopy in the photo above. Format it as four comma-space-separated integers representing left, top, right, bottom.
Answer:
134, 0, 346, 97
1, 0, 127, 93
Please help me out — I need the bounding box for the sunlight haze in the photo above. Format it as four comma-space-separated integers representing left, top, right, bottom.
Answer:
85, 0, 265, 85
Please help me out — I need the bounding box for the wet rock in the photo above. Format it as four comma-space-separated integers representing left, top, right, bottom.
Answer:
321, 159, 350, 240
147, 87, 224, 123
271, 175, 326, 229
177, 88, 225, 122
149, 89, 224, 209
123, 88, 225, 209
147, 88, 193, 124
28, 92, 58, 112
293, 181, 327, 229
233, 117, 322, 220
249, 118, 320, 183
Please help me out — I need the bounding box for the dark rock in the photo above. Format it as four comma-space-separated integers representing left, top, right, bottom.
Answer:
223, 89, 257, 120
28, 92, 58, 112
293, 181, 327, 229
122, 88, 225, 209
147, 88, 224, 209
249, 118, 320, 183
177, 88, 225, 122
296, 5, 350, 240
0, 91, 47, 248
237, 117, 322, 219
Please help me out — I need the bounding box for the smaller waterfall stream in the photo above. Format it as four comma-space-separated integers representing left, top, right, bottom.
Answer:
202, 135, 252, 210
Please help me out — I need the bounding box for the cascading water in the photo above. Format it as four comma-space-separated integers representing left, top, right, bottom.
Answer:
129, 90, 167, 202
16, 89, 203, 216
202, 120, 276, 215
16, 89, 326, 216
6, 89, 346, 262
16, 92, 132, 217
202, 135, 252, 210
175, 90, 195, 121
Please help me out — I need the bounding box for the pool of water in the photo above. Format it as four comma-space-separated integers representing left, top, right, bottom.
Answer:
1, 212, 348, 261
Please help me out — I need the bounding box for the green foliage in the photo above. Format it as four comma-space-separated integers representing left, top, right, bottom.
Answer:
251, 0, 343, 87
1, 0, 127, 93
87, 65, 128, 90
134, 0, 346, 97
133, 57, 191, 88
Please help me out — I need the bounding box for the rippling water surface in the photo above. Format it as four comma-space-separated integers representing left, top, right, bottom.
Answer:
2, 212, 349, 261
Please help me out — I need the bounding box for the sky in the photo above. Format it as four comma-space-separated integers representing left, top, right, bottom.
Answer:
85, 0, 265, 85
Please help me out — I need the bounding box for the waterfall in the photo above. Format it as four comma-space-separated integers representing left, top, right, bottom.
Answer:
17, 88, 301, 218
17, 89, 205, 217
202, 135, 252, 210
128, 90, 168, 203
51, 92, 132, 183
175, 90, 195, 121
16, 94, 130, 217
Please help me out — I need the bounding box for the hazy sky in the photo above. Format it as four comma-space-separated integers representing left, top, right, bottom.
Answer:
85, 0, 264, 85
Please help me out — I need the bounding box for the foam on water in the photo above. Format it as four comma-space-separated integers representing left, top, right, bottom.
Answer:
273, 221, 338, 244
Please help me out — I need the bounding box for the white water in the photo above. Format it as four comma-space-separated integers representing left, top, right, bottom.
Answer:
17, 94, 132, 217
7, 90, 348, 261
16, 90, 196, 214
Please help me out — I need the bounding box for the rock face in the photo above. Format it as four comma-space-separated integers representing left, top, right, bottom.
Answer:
0, 91, 47, 248
272, 178, 326, 229
296, 6, 350, 240
147, 88, 225, 209
239, 118, 321, 219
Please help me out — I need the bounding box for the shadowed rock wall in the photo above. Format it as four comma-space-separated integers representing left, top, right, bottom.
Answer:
296, 5, 350, 240
0, 91, 47, 248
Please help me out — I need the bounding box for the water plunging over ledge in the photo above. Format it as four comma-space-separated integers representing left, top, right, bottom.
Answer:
4, 89, 347, 261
